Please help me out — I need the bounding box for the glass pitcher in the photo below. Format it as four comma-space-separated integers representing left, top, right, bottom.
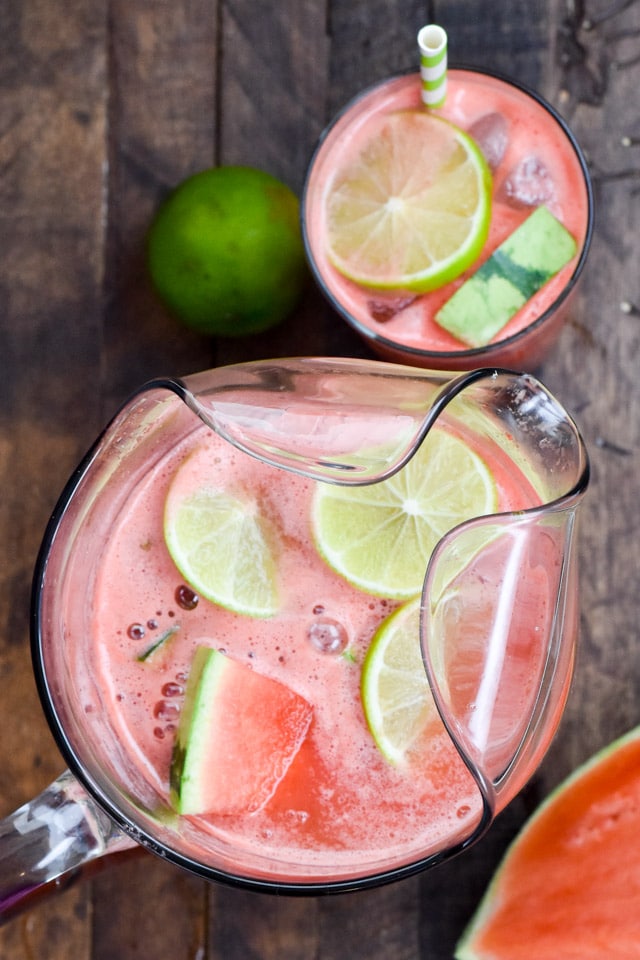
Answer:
0, 357, 589, 921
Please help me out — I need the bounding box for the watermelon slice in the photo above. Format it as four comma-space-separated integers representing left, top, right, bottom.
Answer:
435, 205, 577, 347
456, 725, 640, 959
170, 647, 313, 816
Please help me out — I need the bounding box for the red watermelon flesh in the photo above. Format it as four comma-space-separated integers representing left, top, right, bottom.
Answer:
170, 646, 313, 816
456, 726, 640, 959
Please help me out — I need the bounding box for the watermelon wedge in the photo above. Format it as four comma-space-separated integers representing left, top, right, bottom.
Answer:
435, 205, 577, 347
170, 647, 313, 816
456, 725, 640, 959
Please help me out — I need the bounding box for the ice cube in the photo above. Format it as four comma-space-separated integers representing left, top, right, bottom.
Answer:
501, 155, 556, 208
367, 296, 416, 323
468, 112, 509, 171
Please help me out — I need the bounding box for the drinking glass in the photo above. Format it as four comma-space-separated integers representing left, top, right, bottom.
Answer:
302, 69, 594, 371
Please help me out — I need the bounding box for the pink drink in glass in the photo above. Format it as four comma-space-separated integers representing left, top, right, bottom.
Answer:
65, 403, 558, 881
302, 70, 593, 371
18, 361, 586, 904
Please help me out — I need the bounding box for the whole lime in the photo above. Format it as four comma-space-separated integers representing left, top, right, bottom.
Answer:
147, 166, 308, 336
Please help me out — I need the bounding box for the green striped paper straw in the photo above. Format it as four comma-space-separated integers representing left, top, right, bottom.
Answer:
418, 24, 447, 108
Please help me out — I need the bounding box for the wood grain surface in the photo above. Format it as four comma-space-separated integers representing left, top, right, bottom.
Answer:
2, 0, 640, 956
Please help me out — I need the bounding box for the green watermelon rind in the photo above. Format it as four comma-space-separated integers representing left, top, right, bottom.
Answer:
454, 724, 640, 959
170, 645, 224, 814
435, 205, 577, 348
170, 645, 314, 817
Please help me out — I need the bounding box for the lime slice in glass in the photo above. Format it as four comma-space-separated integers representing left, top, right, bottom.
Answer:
164, 461, 278, 618
312, 427, 498, 599
324, 110, 492, 292
361, 598, 433, 765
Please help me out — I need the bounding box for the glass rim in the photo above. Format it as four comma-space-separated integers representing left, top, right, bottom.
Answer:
301, 65, 595, 364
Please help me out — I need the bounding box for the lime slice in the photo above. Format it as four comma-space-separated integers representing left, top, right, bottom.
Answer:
312, 428, 498, 599
324, 110, 492, 292
361, 598, 434, 764
164, 474, 278, 618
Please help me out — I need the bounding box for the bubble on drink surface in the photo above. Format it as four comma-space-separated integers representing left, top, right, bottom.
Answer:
176, 584, 199, 610
501, 155, 555, 207
468, 112, 509, 171
154, 700, 180, 721
286, 808, 310, 824
307, 617, 349, 655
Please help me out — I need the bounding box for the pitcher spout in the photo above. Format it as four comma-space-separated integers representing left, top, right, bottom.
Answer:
152, 358, 588, 493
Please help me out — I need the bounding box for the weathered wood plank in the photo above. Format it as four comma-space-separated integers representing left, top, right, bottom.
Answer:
433, 0, 549, 87
327, 0, 427, 110
0, 0, 109, 954
316, 881, 421, 960
208, 878, 421, 960
91, 855, 207, 960
219, 0, 329, 193
212, 0, 357, 369
100, 0, 218, 415
418, 796, 542, 955
209, 887, 319, 959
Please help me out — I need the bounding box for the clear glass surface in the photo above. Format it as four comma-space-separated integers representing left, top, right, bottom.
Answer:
0, 358, 589, 920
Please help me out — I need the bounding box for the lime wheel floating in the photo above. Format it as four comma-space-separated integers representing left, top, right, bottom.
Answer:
312, 427, 498, 599
163, 447, 279, 618
361, 598, 435, 765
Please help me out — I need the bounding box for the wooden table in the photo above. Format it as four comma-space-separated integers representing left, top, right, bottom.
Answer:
2, 0, 639, 955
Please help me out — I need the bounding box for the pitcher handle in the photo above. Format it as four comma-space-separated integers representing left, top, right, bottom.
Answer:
0, 770, 136, 924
